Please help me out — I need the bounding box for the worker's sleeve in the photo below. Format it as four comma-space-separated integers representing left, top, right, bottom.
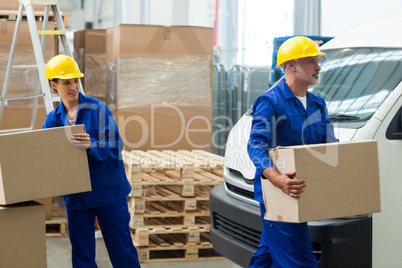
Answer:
42, 120, 50, 129
87, 103, 124, 162
321, 101, 339, 143
41, 113, 56, 129
247, 96, 276, 177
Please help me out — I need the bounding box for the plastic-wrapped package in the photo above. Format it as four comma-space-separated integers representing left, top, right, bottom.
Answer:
74, 30, 107, 101
107, 56, 211, 109
105, 24, 214, 151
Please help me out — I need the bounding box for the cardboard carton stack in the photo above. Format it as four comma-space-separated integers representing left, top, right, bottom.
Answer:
122, 149, 224, 263
105, 25, 214, 151
0, 125, 92, 267
74, 29, 107, 103
0, 202, 47, 268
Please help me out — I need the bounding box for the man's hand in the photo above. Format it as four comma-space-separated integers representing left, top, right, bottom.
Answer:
262, 167, 306, 198
71, 133, 91, 149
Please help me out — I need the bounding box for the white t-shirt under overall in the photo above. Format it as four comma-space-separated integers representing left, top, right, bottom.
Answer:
296, 96, 307, 110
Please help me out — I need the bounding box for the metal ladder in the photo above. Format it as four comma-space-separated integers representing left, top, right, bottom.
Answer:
0, 0, 84, 134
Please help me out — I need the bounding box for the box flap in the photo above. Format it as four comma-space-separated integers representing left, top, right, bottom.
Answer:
262, 177, 299, 222
0, 163, 4, 204
264, 148, 300, 222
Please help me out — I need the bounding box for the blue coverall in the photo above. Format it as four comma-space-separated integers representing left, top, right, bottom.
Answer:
43, 93, 140, 268
247, 79, 338, 267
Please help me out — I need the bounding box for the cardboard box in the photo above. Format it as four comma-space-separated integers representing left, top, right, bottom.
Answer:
74, 29, 107, 101
0, 125, 91, 205
105, 24, 213, 109
105, 24, 213, 151
0, 201, 47, 268
0, 107, 47, 130
262, 140, 381, 223
115, 105, 212, 151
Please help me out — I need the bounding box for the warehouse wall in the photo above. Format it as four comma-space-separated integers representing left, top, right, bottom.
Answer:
71, 0, 214, 29
188, 0, 215, 27
58, 0, 402, 66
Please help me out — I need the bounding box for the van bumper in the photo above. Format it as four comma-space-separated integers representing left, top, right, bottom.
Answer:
210, 184, 372, 268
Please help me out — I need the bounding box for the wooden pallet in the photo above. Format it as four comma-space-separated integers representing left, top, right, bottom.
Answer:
130, 180, 196, 197
130, 211, 211, 229
123, 150, 224, 184
128, 184, 213, 211
123, 150, 193, 182
137, 244, 224, 263
128, 196, 209, 214
124, 149, 224, 262
133, 225, 210, 247
129, 173, 220, 198
45, 217, 68, 237
176, 150, 224, 169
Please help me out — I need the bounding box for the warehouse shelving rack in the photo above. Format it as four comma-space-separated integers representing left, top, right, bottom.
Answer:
212, 63, 270, 156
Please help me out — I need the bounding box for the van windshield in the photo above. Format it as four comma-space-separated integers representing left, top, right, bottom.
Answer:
309, 48, 402, 122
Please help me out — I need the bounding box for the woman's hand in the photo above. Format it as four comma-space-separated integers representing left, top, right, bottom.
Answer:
71, 133, 91, 149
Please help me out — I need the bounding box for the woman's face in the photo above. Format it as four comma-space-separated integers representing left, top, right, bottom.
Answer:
50, 78, 80, 103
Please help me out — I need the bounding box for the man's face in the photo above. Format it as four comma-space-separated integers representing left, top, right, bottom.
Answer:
294, 56, 321, 86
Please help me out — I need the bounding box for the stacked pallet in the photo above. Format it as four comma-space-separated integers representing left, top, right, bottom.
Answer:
42, 198, 68, 237
123, 149, 225, 263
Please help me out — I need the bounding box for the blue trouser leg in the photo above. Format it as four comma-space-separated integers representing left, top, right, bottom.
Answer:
249, 205, 273, 268
67, 208, 97, 268
95, 198, 141, 268
249, 204, 318, 268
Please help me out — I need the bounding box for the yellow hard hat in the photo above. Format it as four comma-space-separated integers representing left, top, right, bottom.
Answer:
45, 54, 84, 80
276, 36, 326, 67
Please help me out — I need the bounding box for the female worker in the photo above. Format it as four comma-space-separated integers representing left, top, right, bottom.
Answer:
42, 54, 140, 268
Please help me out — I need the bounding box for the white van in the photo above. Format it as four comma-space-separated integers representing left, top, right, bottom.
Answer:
210, 9, 402, 268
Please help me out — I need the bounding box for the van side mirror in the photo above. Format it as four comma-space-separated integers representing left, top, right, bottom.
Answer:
386, 106, 402, 140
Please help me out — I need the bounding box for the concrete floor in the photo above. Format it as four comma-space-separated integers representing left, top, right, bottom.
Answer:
46, 232, 243, 268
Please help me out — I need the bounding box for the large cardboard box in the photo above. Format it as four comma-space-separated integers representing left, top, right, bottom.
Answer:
0, 106, 47, 130
115, 105, 212, 151
262, 140, 381, 223
106, 24, 213, 151
0, 125, 91, 205
0, 201, 47, 268
74, 29, 107, 101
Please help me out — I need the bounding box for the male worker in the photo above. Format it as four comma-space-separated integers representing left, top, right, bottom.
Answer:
247, 36, 338, 267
